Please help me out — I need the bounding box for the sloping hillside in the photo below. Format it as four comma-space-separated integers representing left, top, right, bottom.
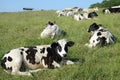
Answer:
0, 10, 120, 80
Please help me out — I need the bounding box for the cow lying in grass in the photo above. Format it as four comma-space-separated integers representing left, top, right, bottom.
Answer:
85, 23, 115, 48
73, 12, 98, 21
103, 7, 120, 14
40, 21, 65, 39
1, 39, 74, 76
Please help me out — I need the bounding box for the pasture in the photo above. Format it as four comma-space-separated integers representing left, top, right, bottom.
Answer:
0, 10, 120, 80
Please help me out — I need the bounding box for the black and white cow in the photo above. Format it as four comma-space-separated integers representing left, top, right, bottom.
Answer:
73, 12, 98, 21
83, 12, 98, 19
103, 7, 120, 14
73, 13, 84, 21
40, 21, 65, 39
85, 23, 115, 48
1, 39, 74, 76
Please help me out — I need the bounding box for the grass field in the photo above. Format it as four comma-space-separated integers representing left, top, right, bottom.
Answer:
0, 10, 120, 80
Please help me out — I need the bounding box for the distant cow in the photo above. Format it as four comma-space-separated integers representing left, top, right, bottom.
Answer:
103, 7, 120, 14
1, 39, 74, 76
73, 14, 84, 21
82, 7, 98, 13
73, 12, 98, 21
83, 12, 98, 19
56, 10, 67, 17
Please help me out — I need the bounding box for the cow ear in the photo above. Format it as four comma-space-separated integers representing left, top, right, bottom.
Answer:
48, 21, 51, 24
93, 23, 97, 26
98, 24, 102, 26
67, 41, 74, 47
92, 23, 99, 29
51, 42, 58, 48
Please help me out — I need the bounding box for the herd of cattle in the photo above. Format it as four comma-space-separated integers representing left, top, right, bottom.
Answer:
1, 6, 119, 76
56, 6, 120, 21
56, 7, 98, 21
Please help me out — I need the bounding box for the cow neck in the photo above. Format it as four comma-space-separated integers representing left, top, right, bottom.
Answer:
48, 47, 62, 63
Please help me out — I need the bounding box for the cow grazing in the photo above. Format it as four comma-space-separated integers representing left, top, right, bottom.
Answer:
40, 21, 65, 39
85, 23, 115, 48
1, 39, 74, 76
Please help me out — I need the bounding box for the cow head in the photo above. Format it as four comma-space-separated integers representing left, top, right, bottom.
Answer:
88, 12, 98, 18
51, 39, 74, 58
88, 23, 100, 33
46, 21, 56, 26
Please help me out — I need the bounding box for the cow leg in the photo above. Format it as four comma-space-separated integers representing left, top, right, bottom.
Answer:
12, 71, 32, 76
52, 61, 60, 68
85, 43, 94, 48
63, 60, 74, 65
11, 62, 32, 76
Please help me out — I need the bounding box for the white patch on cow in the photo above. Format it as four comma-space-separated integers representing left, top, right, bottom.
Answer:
64, 60, 75, 65
57, 39, 67, 57
52, 61, 61, 68
73, 14, 84, 21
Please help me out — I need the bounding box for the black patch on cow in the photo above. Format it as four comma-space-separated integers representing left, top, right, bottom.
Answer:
41, 47, 54, 69
1, 57, 12, 71
97, 37, 100, 41
81, 13, 83, 16
20, 51, 23, 55
20, 48, 24, 55
99, 37, 107, 46
8, 56, 12, 62
1, 57, 7, 69
40, 48, 45, 53
108, 8, 120, 13
65, 41, 74, 53
93, 40, 95, 43
20, 48, 24, 51
48, 21, 54, 26
88, 12, 98, 18
25, 46, 37, 64
97, 32, 102, 36
67, 41, 74, 47
20, 62, 26, 71
99, 29, 106, 32
41, 43, 62, 69
50, 43, 63, 63
99, 29, 104, 32
42, 56, 54, 69
111, 35, 115, 42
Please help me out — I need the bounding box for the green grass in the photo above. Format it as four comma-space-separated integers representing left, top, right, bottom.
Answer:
0, 10, 120, 80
